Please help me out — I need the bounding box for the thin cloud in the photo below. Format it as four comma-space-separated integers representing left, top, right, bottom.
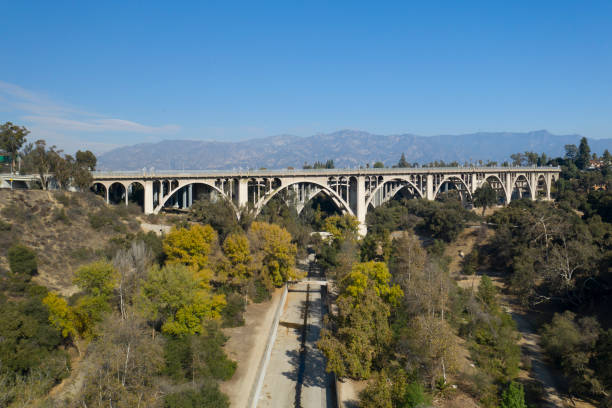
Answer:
0, 80, 180, 135
22, 115, 180, 133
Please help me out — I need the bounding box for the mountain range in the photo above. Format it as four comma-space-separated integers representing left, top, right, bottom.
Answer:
97, 130, 612, 171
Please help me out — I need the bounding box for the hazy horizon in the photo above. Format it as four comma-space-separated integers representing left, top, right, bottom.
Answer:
2, 1, 612, 152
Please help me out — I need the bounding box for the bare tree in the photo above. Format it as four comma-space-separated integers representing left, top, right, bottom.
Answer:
113, 241, 151, 320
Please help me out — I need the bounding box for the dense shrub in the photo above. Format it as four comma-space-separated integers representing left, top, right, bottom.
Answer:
366, 199, 476, 242
248, 278, 271, 303
163, 324, 236, 383
1, 202, 31, 223
88, 208, 126, 232
8, 243, 37, 276
52, 208, 70, 224
0, 219, 11, 231
0, 290, 70, 405
221, 292, 246, 327
164, 383, 229, 408
54, 192, 72, 207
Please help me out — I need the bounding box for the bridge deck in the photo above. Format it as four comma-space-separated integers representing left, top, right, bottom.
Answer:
92, 166, 560, 180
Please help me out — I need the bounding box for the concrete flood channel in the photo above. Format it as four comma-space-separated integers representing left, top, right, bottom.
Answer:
257, 261, 337, 408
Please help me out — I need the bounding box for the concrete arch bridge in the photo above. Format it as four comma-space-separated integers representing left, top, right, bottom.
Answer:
92, 167, 560, 233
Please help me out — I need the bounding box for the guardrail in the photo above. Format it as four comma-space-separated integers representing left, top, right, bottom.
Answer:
92, 165, 561, 179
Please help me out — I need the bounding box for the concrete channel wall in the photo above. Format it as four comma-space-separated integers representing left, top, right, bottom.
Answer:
247, 284, 289, 408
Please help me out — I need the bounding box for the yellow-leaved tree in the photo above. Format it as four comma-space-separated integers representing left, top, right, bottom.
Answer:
341, 261, 403, 306
42, 292, 79, 339
323, 214, 359, 242
43, 260, 117, 351
248, 221, 299, 286
163, 224, 217, 279
220, 233, 252, 284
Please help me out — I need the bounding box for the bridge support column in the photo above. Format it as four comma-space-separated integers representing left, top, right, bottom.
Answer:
105, 185, 110, 204
505, 174, 513, 204
125, 188, 128, 206
546, 174, 552, 200
426, 175, 434, 200
188, 184, 193, 207
144, 180, 154, 214
237, 179, 248, 209
356, 176, 367, 236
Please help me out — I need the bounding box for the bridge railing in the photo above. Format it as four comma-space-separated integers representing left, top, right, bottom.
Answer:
92, 165, 561, 179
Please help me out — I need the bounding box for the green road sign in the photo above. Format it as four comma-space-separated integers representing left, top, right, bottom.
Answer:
0, 155, 10, 164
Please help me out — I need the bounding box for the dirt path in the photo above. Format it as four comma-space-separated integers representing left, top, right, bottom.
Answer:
221, 288, 283, 408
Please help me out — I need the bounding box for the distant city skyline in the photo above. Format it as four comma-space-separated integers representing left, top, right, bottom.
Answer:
1, 1, 611, 153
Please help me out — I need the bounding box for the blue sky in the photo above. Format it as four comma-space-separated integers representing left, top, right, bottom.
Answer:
1, 1, 611, 153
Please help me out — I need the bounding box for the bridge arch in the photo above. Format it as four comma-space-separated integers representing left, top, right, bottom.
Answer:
91, 182, 108, 200
153, 181, 237, 216
511, 174, 533, 200
108, 182, 127, 205
254, 179, 353, 218
536, 174, 548, 199
126, 181, 145, 208
434, 176, 473, 201
365, 177, 424, 209
482, 174, 508, 204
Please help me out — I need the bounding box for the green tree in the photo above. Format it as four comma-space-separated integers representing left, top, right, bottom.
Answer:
510, 153, 524, 166
499, 381, 527, 408
27, 139, 62, 189
477, 274, 498, 309
541, 311, 601, 393
74, 261, 117, 299
318, 287, 392, 379
576, 137, 591, 169
565, 144, 578, 161
373, 161, 385, 168
0, 121, 29, 173
473, 183, 497, 216
53, 153, 74, 189
71, 261, 118, 337
397, 153, 410, 168
138, 264, 226, 336
7, 244, 37, 277
76, 149, 97, 171
602, 149, 612, 165
189, 199, 240, 240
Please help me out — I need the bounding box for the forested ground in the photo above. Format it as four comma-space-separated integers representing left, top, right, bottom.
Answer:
314, 138, 612, 407
0, 191, 305, 407
315, 198, 524, 407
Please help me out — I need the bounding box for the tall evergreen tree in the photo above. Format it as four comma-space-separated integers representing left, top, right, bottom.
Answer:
398, 153, 409, 168
576, 137, 591, 169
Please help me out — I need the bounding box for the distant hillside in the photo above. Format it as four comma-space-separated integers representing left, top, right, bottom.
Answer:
97, 130, 612, 170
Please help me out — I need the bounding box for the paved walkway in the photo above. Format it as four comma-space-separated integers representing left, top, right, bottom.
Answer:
258, 277, 334, 408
